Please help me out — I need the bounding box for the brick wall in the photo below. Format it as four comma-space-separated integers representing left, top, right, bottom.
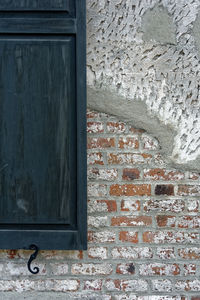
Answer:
0, 109, 200, 299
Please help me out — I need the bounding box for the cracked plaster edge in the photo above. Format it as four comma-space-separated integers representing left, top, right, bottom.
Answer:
87, 86, 200, 172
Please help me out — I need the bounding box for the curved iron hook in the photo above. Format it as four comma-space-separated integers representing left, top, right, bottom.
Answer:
27, 244, 39, 274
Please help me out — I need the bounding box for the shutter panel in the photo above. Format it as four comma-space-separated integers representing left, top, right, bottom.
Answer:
0, 0, 86, 250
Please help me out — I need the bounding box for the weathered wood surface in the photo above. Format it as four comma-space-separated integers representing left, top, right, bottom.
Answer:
0, 0, 71, 11
0, 0, 86, 250
0, 37, 76, 225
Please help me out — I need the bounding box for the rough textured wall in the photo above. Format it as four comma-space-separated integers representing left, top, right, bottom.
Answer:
87, 0, 200, 170
0, 110, 200, 299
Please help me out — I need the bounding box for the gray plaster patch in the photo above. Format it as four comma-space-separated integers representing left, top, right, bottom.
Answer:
87, 0, 200, 169
141, 4, 177, 45
193, 10, 200, 56
88, 86, 200, 172
88, 87, 174, 160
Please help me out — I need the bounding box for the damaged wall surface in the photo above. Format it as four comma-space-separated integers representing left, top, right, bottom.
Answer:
87, 0, 200, 170
1, 2, 200, 298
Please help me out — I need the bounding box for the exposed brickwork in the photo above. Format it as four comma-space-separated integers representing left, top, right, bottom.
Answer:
118, 137, 139, 149
144, 199, 185, 213
122, 168, 140, 180
111, 247, 153, 259
88, 199, 117, 213
155, 184, 174, 195
106, 121, 126, 134
108, 152, 152, 165
87, 137, 115, 149
144, 169, 185, 181
110, 184, 151, 196
156, 247, 175, 260
116, 263, 135, 275
121, 199, 140, 212
87, 121, 104, 133
141, 134, 160, 150
143, 231, 199, 244
104, 279, 148, 292
111, 216, 152, 226
1, 109, 199, 299
178, 185, 200, 196
139, 263, 180, 276
156, 215, 176, 227
119, 231, 138, 243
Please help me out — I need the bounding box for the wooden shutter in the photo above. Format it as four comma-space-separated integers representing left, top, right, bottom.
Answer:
0, 0, 87, 250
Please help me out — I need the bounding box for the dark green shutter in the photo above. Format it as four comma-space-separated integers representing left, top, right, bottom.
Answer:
0, 0, 87, 250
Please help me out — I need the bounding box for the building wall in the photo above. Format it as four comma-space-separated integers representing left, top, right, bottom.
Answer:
0, 1, 200, 298
0, 109, 199, 299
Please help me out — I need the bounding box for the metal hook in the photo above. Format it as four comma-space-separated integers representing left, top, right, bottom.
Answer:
27, 244, 39, 274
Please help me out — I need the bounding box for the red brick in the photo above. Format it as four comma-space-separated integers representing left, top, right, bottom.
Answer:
87, 110, 100, 119
88, 216, 108, 228
0, 279, 80, 292
111, 216, 152, 226
104, 279, 148, 292
141, 135, 159, 150
111, 247, 153, 259
108, 152, 152, 165
178, 216, 200, 228
192, 297, 200, 300
178, 185, 200, 196
118, 137, 139, 149
178, 248, 200, 259
187, 199, 199, 212
144, 199, 184, 213
88, 247, 108, 259
88, 167, 118, 181
188, 172, 200, 180
156, 247, 175, 259
71, 263, 112, 275
152, 279, 172, 292
156, 215, 176, 227
175, 279, 200, 291
1, 250, 32, 260
87, 152, 104, 165
144, 168, 184, 181
88, 137, 115, 149
50, 263, 68, 275
122, 168, 140, 180
88, 200, 117, 213
40, 250, 83, 260
84, 279, 103, 291
139, 263, 180, 276
183, 264, 196, 275
88, 183, 107, 197
106, 122, 126, 133
4, 262, 46, 276
116, 263, 135, 275
110, 184, 151, 196
119, 231, 138, 243
6, 250, 20, 259
155, 184, 174, 195
143, 231, 199, 244
87, 122, 104, 133
121, 200, 140, 212
88, 231, 116, 243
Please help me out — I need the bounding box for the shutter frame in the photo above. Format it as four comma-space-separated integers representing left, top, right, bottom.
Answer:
0, 0, 87, 250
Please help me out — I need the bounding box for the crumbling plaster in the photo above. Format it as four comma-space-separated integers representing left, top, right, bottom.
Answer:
87, 0, 200, 171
